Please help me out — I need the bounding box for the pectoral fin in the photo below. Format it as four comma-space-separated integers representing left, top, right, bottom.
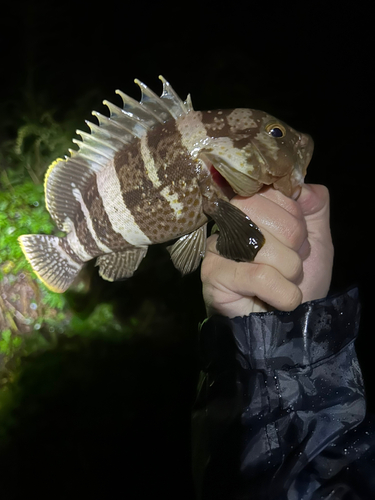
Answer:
167, 224, 207, 275
207, 199, 265, 262
95, 247, 148, 281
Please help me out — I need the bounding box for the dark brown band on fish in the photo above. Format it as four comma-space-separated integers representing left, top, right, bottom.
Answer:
146, 119, 193, 184
83, 177, 131, 252
59, 236, 84, 265
114, 121, 206, 243
114, 138, 176, 242
72, 200, 102, 257
201, 110, 232, 139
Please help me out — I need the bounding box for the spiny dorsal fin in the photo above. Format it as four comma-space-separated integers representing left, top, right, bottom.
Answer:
159, 76, 194, 117
44, 76, 189, 231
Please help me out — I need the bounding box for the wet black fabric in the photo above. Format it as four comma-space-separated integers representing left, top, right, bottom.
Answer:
192, 288, 375, 499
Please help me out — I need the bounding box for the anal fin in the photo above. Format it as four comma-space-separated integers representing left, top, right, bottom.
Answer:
206, 199, 265, 262
95, 247, 148, 281
167, 224, 207, 275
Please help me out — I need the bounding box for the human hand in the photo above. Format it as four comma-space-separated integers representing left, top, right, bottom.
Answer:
201, 184, 334, 318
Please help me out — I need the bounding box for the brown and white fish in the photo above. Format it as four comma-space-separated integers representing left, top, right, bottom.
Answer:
18, 76, 314, 293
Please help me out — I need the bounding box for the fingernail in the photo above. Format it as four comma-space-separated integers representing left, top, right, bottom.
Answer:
292, 186, 302, 200
298, 239, 311, 260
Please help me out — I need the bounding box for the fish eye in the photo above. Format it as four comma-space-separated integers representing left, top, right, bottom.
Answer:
265, 123, 286, 138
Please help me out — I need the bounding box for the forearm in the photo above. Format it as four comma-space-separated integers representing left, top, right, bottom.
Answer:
192, 288, 364, 500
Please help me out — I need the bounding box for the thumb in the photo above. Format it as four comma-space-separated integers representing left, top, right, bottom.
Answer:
297, 184, 330, 218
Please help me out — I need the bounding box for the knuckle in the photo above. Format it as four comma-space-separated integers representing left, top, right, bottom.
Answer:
252, 265, 302, 311
201, 254, 216, 284
250, 263, 269, 285
283, 198, 303, 219
283, 220, 307, 249
252, 264, 282, 294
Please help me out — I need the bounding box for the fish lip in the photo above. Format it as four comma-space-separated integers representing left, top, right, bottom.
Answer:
297, 133, 314, 170
205, 152, 264, 198
207, 161, 237, 199
291, 185, 302, 200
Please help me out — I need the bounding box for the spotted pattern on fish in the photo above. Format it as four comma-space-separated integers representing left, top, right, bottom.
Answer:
95, 158, 152, 247
84, 175, 132, 252
69, 200, 99, 258
59, 237, 84, 265
72, 186, 112, 255
66, 216, 93, 262
18, 76, 314, 292
114, 119, 208, 244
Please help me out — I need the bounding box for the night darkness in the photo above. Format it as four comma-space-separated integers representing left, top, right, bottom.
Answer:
1, 1, 373, 498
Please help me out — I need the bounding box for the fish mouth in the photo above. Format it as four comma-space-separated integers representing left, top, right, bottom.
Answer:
204, 153, 264, 199
206, 132, 313, 200
208, 163, 237, 199
205, 136, 313, 201
291, 185, 302, 200
208, 159, 304, 201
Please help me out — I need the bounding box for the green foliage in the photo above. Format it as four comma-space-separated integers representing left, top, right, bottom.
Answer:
0, 330, 22, 355
68, 303, 126, 336
0, 178, 55, 277
13, 112, 74, 183
0, 100, 134, 368
0, 171, 133, 364
0, 110, 77, 186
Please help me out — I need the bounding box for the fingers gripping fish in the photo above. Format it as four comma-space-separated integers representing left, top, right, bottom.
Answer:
18, 76, 314, 293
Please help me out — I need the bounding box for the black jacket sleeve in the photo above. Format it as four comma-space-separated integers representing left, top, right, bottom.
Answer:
192, 288, 375, 500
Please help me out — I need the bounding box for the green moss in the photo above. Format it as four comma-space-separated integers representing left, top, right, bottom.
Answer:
0, 173, 132, 363
68, 303, 130, 337
0, 179, 55, 277
0, 330, 12, 355
0, 104, 134, 367
0, 110, 79, 185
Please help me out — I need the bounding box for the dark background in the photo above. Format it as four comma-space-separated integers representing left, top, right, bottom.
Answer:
1, 2, 373, 498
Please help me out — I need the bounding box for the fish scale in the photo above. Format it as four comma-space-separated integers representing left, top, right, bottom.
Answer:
18, 76, 314, 293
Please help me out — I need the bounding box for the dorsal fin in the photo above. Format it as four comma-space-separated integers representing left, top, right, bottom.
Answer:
159, 75, 193, 117
44, 76, 190, 231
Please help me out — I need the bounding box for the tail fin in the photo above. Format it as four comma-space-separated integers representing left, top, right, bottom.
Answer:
18, 234, 83, 293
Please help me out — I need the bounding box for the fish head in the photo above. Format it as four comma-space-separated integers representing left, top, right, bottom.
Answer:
199, 109, 314, 199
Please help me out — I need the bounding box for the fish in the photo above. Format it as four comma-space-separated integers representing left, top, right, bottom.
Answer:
18, 76, 314, 293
